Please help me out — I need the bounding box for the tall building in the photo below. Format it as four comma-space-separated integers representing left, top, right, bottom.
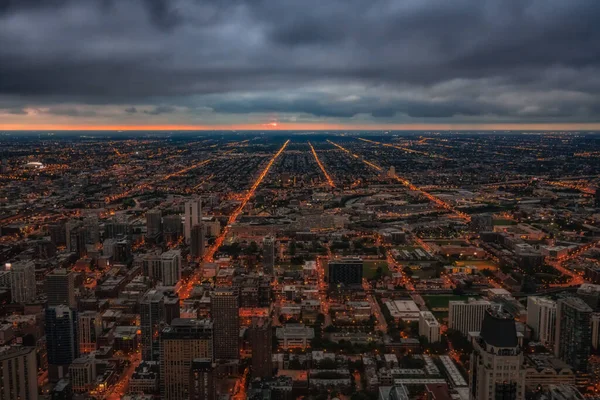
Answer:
418, 311, 441, 343
69, 226, 88, 258
592, 313, 600, 352
78, 311, 102, 354
469, 307, 525, 400
190, 223, 205, 259
146, 209, 163, 240
184, 199, 202, 243
576, 283, 600, 311
9, 260, 36, 303
211, 288, 239, 360
140, 290, 166, 362
160, 319, 213, 400
48, 224, 66, 246
160, 250, 181, 286
250, 318, 272, 379
328, 258, 363, 288
189, 358, 215, 400
527, 297, 556, 348
46, 305, 79, 382
263, 236, 275, 274
46, 268, 76, 308
0, 346, 38, 400
448, 298, 492, 336
554, 297, 592, 372
163, 215, 183, 242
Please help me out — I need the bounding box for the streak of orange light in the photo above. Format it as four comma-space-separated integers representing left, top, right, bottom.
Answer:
358, 137, 450, 160
308, 141, 335, 187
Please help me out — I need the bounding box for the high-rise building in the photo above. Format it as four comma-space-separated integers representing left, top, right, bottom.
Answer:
48, 224, 66, 246
418, 311, 441, 343
448, 298, 492, 336
576, 283, 600, 311
527, 297, 556, 348
0, 346, 38, 400
65, 220, 81, 252
46, 268, 77, 309
160, 250, 181, 286
469, 307, 525, 400
263, 236, 275, 274
328, 258, 363, 288
250, 318, 272, 378
160, 319, 213, 400
592, 313, 600, 352
46, 305, 79, 382
190, 224, 205, 259
184, 199, 202, 243
141, 290, 166, 362
189, 358, 215, 400
69, 226, 88, 258
142, 251, 163, 283
146, 209, 163, 240
78, 311, 102, 354
9, 260, 36, 303
211, 288, 239, 360
554, 297, 592, 372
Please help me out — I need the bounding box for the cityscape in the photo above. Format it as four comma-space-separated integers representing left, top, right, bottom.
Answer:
0, 131, 599, 400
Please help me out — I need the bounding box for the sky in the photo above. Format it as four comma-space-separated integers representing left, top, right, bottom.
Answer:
1, 0, 600, 131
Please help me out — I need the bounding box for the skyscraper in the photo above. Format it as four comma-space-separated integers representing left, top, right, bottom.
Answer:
146, 209, 163, 241
160, 319, 213, 400
448, 298, 492, 336
140, 290, 166, 361
160, 250, 181, 286
9, 260, 36, 304
0, 346, 38, 400
262, 236, 275, 274
469, 307, 525, 400
46, 305, 79, 382
527, 296, 556, 348
328, 258, 363, 288
163, 215, 183, 242
554, 297, 592, 372
78, 311, 102, 354
45, 268, 77, 308
191, 223, 205, 259
189, 358, 215, 400
184, 198, 202, 243
250, 317, 272, 378
211, 288, 239, 360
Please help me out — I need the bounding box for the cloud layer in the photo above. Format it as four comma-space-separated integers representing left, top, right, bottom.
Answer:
1, 0, 600, 128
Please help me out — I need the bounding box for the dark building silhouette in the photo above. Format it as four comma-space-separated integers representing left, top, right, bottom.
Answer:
46, 306, 79, 382
250, 317, 273, 379
189, 358, 215, 400
211, 288, 239, 360
328, 258, 363, 288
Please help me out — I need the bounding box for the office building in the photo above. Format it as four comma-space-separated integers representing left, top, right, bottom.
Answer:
190, 223, 205, 259
78, 311, 102, 354
48, 223, 66, 246
263, 236, 275, 274
46, 268, 77, 308
142, 251, 163, 283
328, 258, 363, 288
211, 288, 239, 360
527, 296, 556, 348
141, 290, 166, 362
9, 260, 36, 304
469, 307, 525, 400
576, 283, 600, 311
46, 305, 79, 382
160, 319, 213, 400
184, 198, 202, 243
69, 356, 96, 393
160, 250, 181, 286
250, 318, 272, 378
189, 358, 215, 400
592, 313, 600, 351
146, 209, 162, 240
419, 311, 441, 343
448, 298, 492, 336
275, 324, 315, 350
554, 297, 592, 372
0, 346, 38, 400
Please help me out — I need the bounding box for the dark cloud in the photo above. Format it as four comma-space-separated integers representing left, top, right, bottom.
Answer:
1, 0, 600, 123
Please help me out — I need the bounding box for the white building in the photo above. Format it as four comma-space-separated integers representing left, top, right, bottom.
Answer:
527, 297, 557, 348
385, 300, 420, 322
469, 308, 525, 400
184, 199, 202, 242
0, 346, 38, 400
275, 324, 314, 349
418, 311, 440, 343
160, 250, 181, 286
9, 260, 36, 303
448, 298, 492, 336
